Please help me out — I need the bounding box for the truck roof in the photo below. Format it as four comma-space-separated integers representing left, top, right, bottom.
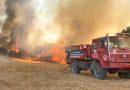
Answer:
93, 33, 130, 41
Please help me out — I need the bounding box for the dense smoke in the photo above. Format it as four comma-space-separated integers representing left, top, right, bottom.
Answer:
1, 0, 35, 52
55, 0, 130, 45
0, 0, 130, 58
0, 0, 61, 56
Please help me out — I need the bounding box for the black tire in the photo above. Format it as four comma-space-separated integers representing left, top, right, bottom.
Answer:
91, 61, 107, 80
118, 72, 130, 79
0, 47, 8, 55
91, 70, 93, 75
70, 61, 81, 74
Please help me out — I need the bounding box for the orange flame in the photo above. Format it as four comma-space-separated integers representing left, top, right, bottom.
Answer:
51, 39, 66, 64
15, 35, 20, 53
11, 36, 66, 64
12, 57, 45, 64
11, 34, 20, 53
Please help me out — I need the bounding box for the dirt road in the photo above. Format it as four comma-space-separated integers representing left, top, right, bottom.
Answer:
0, 55, 130, 90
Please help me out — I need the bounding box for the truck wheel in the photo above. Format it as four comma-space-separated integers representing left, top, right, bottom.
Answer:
71, 61, 80, 74
92, 61, 107, 80
118, 72, 130, 79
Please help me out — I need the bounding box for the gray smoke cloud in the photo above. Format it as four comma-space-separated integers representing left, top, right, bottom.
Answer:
1, 0, 35, 50
0, 0, 61, 57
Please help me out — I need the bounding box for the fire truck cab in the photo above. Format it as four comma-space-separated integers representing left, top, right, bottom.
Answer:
66, 33, 130, 80
91, 33, 130, 79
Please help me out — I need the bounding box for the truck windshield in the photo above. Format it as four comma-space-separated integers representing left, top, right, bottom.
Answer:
109, 37, 130, 49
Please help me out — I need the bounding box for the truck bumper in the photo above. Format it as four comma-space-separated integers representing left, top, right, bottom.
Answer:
109, 63, 130, 68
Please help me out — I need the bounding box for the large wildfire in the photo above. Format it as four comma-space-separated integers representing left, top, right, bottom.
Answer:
0, 0, 130, 64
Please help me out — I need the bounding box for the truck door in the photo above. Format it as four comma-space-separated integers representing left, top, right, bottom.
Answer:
92, 41, 98, 59
98, 39, 109, 62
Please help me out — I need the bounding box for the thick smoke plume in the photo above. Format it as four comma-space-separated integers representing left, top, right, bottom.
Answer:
1, 0, 35, 51
0, 0, 130, 60
1, 0, 61, 57
55, 0, 130, 45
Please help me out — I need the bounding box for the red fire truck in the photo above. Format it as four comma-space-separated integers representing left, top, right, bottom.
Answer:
65, 33, 130, 80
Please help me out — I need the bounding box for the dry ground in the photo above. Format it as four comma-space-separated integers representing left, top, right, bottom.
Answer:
0, 55, 130, 90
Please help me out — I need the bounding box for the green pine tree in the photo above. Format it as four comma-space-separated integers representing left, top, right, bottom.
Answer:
122, 26, 130, 33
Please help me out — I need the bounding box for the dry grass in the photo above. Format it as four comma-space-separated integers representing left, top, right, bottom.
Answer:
0, 55, 130, 90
